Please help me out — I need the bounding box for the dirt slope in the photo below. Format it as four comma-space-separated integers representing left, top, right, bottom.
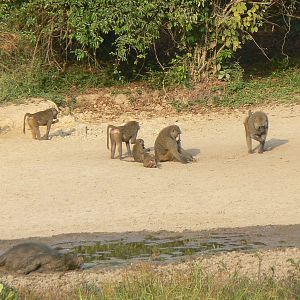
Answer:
0, 101, 299, 240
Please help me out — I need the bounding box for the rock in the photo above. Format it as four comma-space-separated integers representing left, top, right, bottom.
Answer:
114, 94, 130, 106
76, 94, 100, 107
155, 104, 163, 111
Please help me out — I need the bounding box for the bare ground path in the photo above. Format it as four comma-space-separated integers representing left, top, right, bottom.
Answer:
0, 102, 299, 240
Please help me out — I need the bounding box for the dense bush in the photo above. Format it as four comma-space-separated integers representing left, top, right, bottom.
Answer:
0, 0, 299, 81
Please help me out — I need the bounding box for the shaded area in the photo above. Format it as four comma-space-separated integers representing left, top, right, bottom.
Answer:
265, 138, 289, 151
186, 148, 201, 156
0, 126, 10, 135
0, 224, 299, 269
50, 128, 76, 138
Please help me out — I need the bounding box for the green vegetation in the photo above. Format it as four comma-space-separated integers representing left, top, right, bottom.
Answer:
73, 238, 224, 264
88, 264, 300, 300
12, 259, 300, 299
0, 282, 19, 300
0, 0, 299, 108
0, 64, 118, 105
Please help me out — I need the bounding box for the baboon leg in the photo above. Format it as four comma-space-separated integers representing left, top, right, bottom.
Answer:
130, 132, 138, 145
258, 141, 265, 154
110, 140, 116, 159
158, 151, 175, 162
251, 134, 267, 153
28, 118, 40, 140
117, 141, 123, 159
126, 141, 132, 156
180, 149, 194, 162
170, 146, 189, 163
243, 119, 252, 154
110, 130, 121, 159
30, 126, 37, 139
35, 127, 41, 140
43, 119, 53, 140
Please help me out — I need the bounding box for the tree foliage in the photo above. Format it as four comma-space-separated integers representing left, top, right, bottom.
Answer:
0, 0, 298, 82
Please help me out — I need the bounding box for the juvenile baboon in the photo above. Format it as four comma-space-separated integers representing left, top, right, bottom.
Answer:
0, 242, 83, 274
132, 138, 150, 162
107, 121, 140, 159
23, 107, 59, 140
143, 153, 158, 168
243, 110, 268, 154
154, 125, 194, 163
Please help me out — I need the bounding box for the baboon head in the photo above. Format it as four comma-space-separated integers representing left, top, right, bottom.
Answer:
51, 108, 59, 119
134, 138, 145, 148
169, 125, 181, 141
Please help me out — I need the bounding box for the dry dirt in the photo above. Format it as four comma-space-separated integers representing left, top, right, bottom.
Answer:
0, 99, 299, 295
0, 100, 300, 240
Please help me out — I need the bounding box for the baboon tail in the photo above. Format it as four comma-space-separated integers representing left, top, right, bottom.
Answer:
23, 113, 30, 134
248, 110, 252, 117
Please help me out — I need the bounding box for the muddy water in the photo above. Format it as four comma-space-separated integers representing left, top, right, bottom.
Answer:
0, 224, 299, 269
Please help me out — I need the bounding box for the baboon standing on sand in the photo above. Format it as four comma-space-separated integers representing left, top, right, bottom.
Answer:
23, 107, 59, 140
107, 121, 140, 159
243, 110, 268, 154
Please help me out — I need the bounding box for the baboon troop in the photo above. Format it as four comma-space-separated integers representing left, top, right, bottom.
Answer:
0, 242, 83, 274
17, 107, 271, 166
23, 107, 59, 140
243, 110, 268, 154
107, 121, 140, 159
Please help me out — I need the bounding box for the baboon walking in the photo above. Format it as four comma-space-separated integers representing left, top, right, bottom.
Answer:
23, 108, 59, 140
243, 110, 268, 154
107, 121, 140, 159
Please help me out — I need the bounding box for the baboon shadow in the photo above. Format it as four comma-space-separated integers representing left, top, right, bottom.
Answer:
254, 138, 288, 152
186, 148, 201, 156
50, 129, 76, 138
0, 126, 10, 135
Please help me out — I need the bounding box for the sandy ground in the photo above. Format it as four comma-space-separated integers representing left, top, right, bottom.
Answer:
0, 101, 300, 240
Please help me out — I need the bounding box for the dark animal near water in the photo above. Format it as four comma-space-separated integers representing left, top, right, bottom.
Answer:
0, 242, 82, 274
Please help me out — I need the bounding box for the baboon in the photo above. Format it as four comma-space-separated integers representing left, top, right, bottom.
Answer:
107, 121, 140, 159
154, 125, 194, 163
0, 242, 83, 274
132, 138, 150, 162
23, 107, 59, 140
143, 153, 158, 168
243, 110, 268, 154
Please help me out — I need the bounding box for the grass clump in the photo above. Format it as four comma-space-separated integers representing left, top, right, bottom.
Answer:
96, 263, 300, 300
0, 282, 19, 300
0, 64, 118, 106
17, 260, 300, 299
221, 66, 300, 107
